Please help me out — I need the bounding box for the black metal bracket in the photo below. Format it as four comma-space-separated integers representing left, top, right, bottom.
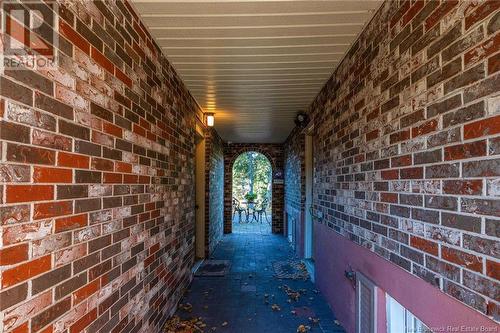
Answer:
345, 266, 356, 289
309, 206, 323, 222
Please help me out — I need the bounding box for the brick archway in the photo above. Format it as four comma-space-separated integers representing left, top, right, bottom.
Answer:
224, 144, 284, 234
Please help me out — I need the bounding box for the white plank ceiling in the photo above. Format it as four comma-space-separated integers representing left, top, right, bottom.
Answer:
132, 0, 381, 143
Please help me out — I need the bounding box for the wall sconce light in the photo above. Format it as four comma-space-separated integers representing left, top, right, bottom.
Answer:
206, 113, 215, 127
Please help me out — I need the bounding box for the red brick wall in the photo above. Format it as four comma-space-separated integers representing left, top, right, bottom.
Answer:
0, 1, 200, 332
223, 143, 284, 234
285, 0, 499, 322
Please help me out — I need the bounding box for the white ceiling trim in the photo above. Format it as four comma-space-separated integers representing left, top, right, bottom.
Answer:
132, 0, 381, 143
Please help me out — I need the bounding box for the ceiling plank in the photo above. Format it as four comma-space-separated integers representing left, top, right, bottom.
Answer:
142, 12, 372, 27
156, 35, 356, 47
133, 1, 380, 16
150, 25, 364, 38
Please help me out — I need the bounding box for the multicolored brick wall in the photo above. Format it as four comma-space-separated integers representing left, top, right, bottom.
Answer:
284, 127, 305, 251
285, 0, 500, 322
0, 1, 200, 332
205, 128, 224, 256
284, 127, 305, 214
223, 143, 284, 234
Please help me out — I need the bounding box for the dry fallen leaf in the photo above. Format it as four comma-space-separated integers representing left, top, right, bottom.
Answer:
297, 324, 308, 333
179, 303, 193, 312
164, 315, 204, 333
282, 285, 301, 301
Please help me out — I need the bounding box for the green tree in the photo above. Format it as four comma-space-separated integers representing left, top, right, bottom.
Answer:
232, 152, 272, 205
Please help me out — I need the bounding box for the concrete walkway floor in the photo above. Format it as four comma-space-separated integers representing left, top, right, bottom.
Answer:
172, 233, 345, 333
232, 218, 272, 234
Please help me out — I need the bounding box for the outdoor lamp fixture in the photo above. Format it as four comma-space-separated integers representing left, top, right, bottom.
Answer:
206, 113, 215, 127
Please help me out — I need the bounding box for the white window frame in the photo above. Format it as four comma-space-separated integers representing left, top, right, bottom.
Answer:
386, 294, 430, 333
356, 273, 378, 333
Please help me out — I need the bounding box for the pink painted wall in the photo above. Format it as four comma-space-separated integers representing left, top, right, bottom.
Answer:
376, 288, 387, 333
314, 223, 498, 333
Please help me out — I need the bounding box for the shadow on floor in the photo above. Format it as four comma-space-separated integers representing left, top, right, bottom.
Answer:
170, 233, 345, 333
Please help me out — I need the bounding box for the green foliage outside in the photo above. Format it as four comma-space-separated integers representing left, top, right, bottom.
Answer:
244, 193, 257, 202
232, 152, 272, 206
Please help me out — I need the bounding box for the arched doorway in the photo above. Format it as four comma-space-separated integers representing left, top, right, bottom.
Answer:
231, 151, 272, 233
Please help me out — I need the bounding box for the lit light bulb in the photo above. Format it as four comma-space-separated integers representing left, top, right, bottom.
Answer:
206, 113, 215, 127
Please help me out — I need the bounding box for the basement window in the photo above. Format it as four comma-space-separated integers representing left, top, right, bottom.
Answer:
356, 273, 377, 333
386, 295, 431, 333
